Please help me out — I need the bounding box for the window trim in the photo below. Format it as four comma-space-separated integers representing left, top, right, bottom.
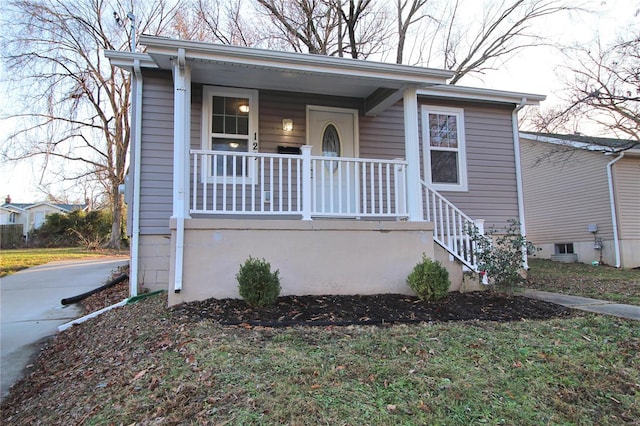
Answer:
201, 86, 259, 183
420, 105, 468, 192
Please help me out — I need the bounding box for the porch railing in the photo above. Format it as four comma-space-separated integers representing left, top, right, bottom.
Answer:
422, 181, 486, 273
190, 147, 408, 219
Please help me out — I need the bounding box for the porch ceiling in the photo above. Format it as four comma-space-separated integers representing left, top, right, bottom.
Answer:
138, 35, 454, 102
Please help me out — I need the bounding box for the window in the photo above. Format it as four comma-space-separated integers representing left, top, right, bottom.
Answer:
202, 86, 258, 179
421, 106, 468, 191
555, 243, 574, 254
9, 212, 16, 223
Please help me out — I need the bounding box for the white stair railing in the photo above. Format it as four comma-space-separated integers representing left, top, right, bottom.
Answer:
422, 181, 486, 273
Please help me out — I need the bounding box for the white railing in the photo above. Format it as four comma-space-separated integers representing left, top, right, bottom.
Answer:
190, 146, 408, 219
422, 182, 486, 273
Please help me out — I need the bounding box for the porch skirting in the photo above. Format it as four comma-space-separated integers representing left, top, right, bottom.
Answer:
168, 219, 435, 306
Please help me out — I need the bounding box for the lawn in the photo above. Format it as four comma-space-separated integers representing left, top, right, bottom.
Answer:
1, 294, 639, 425
0, 247, 128, 277
2, 258, 639, 424
527, 258, 640, 306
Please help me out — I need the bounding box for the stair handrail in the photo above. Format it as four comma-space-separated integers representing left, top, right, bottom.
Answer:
420, 180, 487, 273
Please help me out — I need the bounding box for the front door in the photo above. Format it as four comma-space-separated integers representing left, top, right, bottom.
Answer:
307, 106, 358, 215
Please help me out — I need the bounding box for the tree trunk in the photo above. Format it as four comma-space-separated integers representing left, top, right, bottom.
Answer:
108, 187, 123, 250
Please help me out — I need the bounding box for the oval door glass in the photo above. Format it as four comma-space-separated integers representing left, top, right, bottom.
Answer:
322, 124, 340, 157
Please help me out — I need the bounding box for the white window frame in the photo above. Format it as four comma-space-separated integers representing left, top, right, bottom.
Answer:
421, 105, 468, 192
201, 86, 259, 183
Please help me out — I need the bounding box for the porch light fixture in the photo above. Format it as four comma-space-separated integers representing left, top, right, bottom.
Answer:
282, 119, 293, 132
238, 103, 250, 113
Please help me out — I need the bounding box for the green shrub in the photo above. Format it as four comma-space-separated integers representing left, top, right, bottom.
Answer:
466, 219, 539, 294
407, 255, 450, 301
30, 210, 112, 249
236, 257, 281, 307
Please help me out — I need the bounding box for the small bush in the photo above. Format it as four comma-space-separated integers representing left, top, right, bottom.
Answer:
466, 219, 539, 294
236, 257, 281, 307
407, 255, 450, 301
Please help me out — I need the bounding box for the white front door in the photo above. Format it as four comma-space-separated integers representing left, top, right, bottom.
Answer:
307, 106, 359, 215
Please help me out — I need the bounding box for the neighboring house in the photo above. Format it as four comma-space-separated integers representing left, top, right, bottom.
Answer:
520, 132, 640, 269
0, 204, 24, 226
1, 196, 89, 237
106, 36, 545, 306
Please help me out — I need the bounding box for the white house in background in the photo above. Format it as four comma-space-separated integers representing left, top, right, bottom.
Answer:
105, 35, 545, 306
1, 196, 89, 237
520, 132, 640, 269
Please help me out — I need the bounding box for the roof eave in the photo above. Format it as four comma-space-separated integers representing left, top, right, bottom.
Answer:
138, 35, 454, 85
418, 85, 546, 105
103, 50, 158, 71
519, 132, 640, 153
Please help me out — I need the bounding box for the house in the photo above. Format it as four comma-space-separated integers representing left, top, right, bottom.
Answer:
105, 36, 545, 306
0, 195, 89, 237
519, 132, 640, 268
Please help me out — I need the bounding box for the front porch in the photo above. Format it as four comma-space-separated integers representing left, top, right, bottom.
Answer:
164, 148, 487, 305
168, 218, 438, 305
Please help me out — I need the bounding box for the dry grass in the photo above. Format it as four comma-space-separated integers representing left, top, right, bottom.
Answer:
527, 258, 640, 305
1, 293, 638, 425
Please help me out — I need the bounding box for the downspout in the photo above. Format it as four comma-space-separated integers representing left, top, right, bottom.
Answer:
606, 152, 624, 268
172, 48, 191, 293
129, 59, 142, 297
512, 98, 528, 269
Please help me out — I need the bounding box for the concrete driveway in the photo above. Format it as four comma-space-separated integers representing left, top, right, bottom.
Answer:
0, 257, 129, 400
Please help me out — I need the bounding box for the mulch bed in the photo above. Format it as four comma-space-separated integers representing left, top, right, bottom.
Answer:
171, 291, 571, 326
77, 265, 571, 326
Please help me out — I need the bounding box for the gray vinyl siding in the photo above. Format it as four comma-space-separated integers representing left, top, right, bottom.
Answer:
614, 157, 640, 239
138, 75, 521, 231
359, 103, 405, 159
258, 90, 363, 153
520, 138, 614, 245
418, 99, 519, 229
139, 70, 174, 235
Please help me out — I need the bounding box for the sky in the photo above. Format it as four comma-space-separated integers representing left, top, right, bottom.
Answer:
0, 0, 637, 204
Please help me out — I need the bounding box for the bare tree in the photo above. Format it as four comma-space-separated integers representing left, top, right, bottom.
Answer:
1, 0, 182, 248
532, 33, 639, 145
333, 0, 388, 59
254, 0, 581, 83
395, 0, 433, 64
255, 0, 341, 54
436, 0, 579, 84
178, 0, 262, 46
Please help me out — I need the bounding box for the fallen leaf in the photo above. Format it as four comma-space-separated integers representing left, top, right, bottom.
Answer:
310, 384, 322, 390
133, 369, 147, 381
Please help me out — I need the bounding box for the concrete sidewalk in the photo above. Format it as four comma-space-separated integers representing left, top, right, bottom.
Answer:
0, 257, 129, 401
525, 290, 640, 320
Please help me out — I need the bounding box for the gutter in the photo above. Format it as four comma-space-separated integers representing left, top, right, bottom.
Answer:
130, 59, 143, 298
606, 152, 624, 268
512, 98, 528, 268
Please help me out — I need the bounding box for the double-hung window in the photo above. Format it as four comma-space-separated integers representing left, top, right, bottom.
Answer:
202, 86, 258, 181
421, 106, 468, 191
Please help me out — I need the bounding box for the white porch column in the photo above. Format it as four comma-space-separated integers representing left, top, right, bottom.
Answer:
171, 49, 191, 293
403, 86, 424, 221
